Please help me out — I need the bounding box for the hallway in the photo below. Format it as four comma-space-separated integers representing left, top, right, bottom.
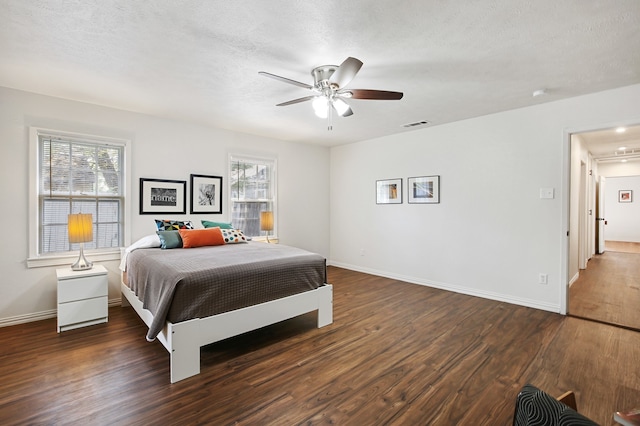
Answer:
569, 241, 640, 331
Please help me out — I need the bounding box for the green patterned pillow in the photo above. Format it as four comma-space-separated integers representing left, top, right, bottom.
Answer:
201, 220, 234, 229
221, 228, 248, 244
155, 219, 194, 231
156, 230, 183, 249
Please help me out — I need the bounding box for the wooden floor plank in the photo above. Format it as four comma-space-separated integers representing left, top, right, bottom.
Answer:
1, 266, 638, 425
605, 240, 640, 254
570, 250, 640, 330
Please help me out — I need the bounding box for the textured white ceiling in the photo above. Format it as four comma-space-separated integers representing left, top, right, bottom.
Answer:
1, 1, 640, 146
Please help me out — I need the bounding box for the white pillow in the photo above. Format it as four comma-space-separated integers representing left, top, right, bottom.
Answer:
126, 234, 161, 252
119, 234, 161, 271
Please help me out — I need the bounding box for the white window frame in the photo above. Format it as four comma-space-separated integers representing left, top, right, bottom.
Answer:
27, 127, 131, 268
228, 153, 277, 240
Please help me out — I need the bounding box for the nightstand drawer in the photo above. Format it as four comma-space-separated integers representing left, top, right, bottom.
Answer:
58, 296, 108, 327
57, 274, 108, 303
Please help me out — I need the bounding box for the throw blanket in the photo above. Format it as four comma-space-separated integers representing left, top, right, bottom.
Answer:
126, 242, 326, 341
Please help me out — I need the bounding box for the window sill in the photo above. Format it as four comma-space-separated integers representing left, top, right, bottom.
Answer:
26, 249, 121, 269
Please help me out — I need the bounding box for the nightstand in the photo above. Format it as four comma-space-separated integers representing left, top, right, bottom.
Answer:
56, 264, 108, 332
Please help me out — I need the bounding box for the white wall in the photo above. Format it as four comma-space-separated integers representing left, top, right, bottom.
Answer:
330, 84, 640, 313
603, 175, 640, 242
598, 161, 640, 177
0, 86, 330, 325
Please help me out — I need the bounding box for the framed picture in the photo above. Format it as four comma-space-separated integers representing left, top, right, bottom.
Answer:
408, 175, 440, 204
190, 174, 223, 214
376, 178, 402, 204
619, 190, 632, 203
139, 178, 186, 215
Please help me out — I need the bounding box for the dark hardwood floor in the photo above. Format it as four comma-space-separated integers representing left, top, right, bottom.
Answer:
2, 267, 639, 425
569, 244, 640, 331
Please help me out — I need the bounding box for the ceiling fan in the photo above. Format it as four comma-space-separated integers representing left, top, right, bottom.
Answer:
259, 57, 403, 130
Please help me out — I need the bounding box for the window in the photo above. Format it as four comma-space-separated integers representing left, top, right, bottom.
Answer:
229, 155, 277, 238
28, 128, 128, 267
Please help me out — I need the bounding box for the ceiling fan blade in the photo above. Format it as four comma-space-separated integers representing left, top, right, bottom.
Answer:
276, 95, 316, 106
259, 71, 313, 90
347, 89, 404, 100
329, 57, 363, 88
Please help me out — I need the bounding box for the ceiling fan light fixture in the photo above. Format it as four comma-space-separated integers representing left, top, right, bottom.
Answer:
260, 56, 403, 129
312, 97, 328, 118
332, 98, 350, 116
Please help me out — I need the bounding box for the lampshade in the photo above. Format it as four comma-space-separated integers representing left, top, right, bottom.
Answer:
312, 97, 328, 118
260, 211, 274, 231
332, 98, 350, 116
68, 213, 93, 243
68, 213, 93, 270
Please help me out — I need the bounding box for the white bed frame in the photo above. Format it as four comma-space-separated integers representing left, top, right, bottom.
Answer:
121, 281, 333, 383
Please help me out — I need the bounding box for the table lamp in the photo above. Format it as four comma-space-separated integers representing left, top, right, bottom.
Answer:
260, 211, 274, 243
68, 213, 93, 270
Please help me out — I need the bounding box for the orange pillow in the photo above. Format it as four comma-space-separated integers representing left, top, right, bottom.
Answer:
178, 227, 225, 248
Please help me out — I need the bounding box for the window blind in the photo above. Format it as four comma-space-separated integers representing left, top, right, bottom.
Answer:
39, 135, 124, 254
229, 156, 276, 237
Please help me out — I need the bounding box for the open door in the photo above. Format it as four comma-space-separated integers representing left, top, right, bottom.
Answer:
596, 176, 606, 254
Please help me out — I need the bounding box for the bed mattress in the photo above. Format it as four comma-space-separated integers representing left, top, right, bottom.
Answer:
125, 242, 326, 341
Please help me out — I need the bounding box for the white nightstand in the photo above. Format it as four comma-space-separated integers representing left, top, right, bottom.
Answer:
56, 264, 108, 333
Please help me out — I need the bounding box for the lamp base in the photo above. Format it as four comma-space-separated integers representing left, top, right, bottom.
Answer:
71, 244, 93, 271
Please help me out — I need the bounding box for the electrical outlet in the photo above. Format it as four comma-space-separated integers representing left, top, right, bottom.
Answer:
538, 273, 548, 285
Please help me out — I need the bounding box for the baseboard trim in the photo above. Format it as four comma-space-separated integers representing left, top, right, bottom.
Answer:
328, 261, 560, 314
2, 266, 562, 327
0, 309, 57, 327
0, 298, 123, 328
569, 271, 580, 287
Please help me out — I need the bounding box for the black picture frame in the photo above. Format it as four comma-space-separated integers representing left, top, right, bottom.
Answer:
408, 175, 440, 204
190, 174, 223, 214
139, 178, 186, 215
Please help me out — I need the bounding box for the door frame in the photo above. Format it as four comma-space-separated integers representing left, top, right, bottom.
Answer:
578, 161, 587, 270
596, 176, 606, 254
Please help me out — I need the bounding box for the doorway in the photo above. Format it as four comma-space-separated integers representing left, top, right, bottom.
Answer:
567, 124, 640, 330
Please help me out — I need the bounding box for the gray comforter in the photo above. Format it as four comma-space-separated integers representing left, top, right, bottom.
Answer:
125, 242, 326, 341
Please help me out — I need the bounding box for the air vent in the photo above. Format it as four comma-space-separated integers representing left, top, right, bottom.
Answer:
402, 120, 430, 128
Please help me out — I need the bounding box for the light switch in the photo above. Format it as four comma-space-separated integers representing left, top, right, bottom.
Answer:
540, 188, 554, 199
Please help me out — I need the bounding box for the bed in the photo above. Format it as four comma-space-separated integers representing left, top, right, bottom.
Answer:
120, 240, 333, 383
